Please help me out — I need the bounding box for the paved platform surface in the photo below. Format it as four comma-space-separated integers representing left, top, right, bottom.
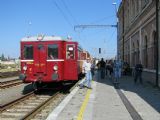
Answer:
46, 72, 160, 120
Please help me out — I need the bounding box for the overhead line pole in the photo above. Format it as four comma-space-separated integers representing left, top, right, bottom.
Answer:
112, 2, 119, 60
74, 25, 117, 31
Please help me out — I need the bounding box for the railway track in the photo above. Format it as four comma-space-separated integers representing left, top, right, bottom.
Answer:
0, 79, 23, 89
0, 71, 19, 78
0, 82, 78, 120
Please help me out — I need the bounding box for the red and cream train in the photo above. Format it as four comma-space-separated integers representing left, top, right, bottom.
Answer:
19, 35, 91, 88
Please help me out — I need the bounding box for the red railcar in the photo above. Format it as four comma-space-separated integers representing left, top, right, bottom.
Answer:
19, 35, 90, 88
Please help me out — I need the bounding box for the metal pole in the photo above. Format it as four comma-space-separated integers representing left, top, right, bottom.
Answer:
112, 2, 119, 60
156, 0, 159, 87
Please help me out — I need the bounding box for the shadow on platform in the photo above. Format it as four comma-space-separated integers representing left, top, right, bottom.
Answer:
93, 71, 160, 113
22, 83, 34, 94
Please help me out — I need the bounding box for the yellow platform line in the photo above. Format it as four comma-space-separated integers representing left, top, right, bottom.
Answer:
77, 88, 92, 120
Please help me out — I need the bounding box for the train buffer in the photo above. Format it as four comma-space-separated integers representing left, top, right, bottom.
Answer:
46, 73, 160, 120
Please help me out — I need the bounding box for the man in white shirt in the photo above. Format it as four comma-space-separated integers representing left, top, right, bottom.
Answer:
79, 58, 92, 89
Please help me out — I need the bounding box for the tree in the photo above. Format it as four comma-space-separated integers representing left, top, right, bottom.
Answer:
1, 54, 5, 61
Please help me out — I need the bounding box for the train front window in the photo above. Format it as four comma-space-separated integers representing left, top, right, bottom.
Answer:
48, 44, 58, 59
23, 45, 33, 59
38, 44, 44, 51
66, 44, 75, 59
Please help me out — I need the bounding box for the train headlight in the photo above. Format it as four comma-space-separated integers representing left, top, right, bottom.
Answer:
23, 66, 27, 71
53, 65, 58, 71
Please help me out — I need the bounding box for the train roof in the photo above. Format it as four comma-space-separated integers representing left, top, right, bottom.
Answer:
21, 35, 76, 42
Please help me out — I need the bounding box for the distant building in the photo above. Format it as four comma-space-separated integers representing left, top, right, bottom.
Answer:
117, 0, 159, 85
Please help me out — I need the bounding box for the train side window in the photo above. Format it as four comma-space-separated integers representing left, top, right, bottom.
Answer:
23, 45, 33, 59
81, 53, 86, 60
66, 44, 75, 59
48, 44, 58, 59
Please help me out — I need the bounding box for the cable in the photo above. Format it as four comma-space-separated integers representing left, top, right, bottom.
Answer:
60, 0, 83, 44
51, 0, 73, 28
61, 0, 78, 24
107, 29, 116, 44
91, 15, 115, 24
62, 1, 83, 45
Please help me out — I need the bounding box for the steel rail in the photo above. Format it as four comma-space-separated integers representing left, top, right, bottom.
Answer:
1, 81, 78, 119
22, 81, 78, 120
0, 91, 35, 112
22, 92, 60, 120
1, 79, 19, 84
0, 71, 19, 78
1, 79, 23, 89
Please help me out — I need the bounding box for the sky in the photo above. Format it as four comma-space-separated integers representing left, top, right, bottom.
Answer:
0, 0, 121, 59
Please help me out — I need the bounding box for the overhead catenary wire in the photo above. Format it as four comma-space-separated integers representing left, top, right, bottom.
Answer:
90, 15, 115, 24
57, 0, 116, 55
52, 0, 83, 44
61, 0, 78, 24
60, 0, 83, 44
79, 28, 116, 59
51, 0, 73, 28
51, 0, 117, 59
107, 28, 116, 44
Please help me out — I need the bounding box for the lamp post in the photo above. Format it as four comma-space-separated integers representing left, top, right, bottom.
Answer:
112, 2, 120, 87
112, 2, 124, 62
112, 2, 119, 60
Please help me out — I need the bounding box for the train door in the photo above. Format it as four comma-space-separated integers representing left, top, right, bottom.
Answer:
47, 44, 60, 81
34, 43, 47, 75
64, 43, 78, 80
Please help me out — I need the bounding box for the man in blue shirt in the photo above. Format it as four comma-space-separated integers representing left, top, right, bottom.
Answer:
114, 59, 122, 83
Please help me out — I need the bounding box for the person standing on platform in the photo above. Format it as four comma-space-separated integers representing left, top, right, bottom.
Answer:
134, 62, 143, 84
100, 58, 106, 79
113, 59, 122, 83
79, 58, 92, 89
106, 60, 109, 76
91, 60, 95, 78
96, 60, 101, 79
108, 60, 114, 79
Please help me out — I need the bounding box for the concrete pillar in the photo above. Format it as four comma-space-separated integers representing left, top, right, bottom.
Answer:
129, 37, 132, 66
139, 28, 142, 63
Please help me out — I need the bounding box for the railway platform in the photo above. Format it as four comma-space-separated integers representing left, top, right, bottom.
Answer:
46, 72, 160, 120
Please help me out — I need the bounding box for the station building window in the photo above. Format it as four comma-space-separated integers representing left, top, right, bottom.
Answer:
48, 44, 58, 59
23, 45, 33, 59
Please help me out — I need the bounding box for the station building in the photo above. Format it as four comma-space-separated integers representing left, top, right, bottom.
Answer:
117, 0, 160, 86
